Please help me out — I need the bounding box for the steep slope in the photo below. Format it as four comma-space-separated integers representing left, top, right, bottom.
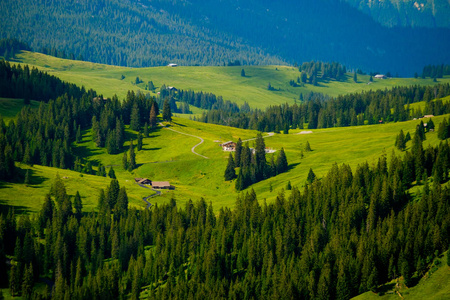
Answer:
1, 0, 450, 74
344, 0, 450, 28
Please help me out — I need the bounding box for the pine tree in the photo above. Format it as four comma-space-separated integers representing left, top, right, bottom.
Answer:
224, 153, 236, 181
122, 151, 128, 170
22, 263, 34, 299
24, 169, 30, 186
353, 72, 357, 83
276, 148, 288, 174
130, 102, 140, 131
149, 102, 157, 128
162, 97, 172, 122
395, 130, 406, 151
107, 179, 120, 210
76, 125, 82, 143
286, 181, 292, 190
137, 132, 143, 151
254, 133, 266, 180
305, 141, 312, 152
437, 118, 448, 140
108, 166, 116, 179
114, 187, 128, 220
307, 168, 316, 183
97, 189, 106, 211
73, 191, 82, 221
427, 118, 435, 132
235, 138, 243, 167
235, 168, 244, 191
128, 140, 136, 171
143, 122, 149, 137
241, 69, 246, 77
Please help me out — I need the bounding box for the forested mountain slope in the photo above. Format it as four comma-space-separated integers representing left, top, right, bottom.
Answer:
1, 0, 450, 75
344, 0, 450, 28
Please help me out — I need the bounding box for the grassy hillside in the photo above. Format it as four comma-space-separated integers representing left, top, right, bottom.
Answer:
1, 111, 448, 213
10, 51, 450, 108
353, 251, 450, 300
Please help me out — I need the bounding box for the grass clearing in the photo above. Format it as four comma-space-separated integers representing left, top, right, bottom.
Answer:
2, 114, 449, 212
11, 51, 450, 108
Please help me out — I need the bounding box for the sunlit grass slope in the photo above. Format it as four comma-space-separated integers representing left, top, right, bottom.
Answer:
2, 113, 449, 213
11, 51, 450, 108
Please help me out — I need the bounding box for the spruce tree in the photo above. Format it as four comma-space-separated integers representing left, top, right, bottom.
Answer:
130, 102, 140, 131
307, 168, 316, 183
241, 69, 245, 77
224, 153, 236, 181
305, 141, 312, 152
76, 125, 82, 143
276, 148, 288, 174
114, 187, 128, 220
135, 133, 143, 152
24, 169, 30, 186
235, 168, 244, 191
73, 191, 82, 221
162, 97, 172, 122
122, 151, 128, 170
235, 138, 243, 167
395, 130, 406, 151
437, 118, 448, 140
128, 140, 136, 171
108, 166, 116, 179
144, 122, 149, 137
149, 102, 157, 128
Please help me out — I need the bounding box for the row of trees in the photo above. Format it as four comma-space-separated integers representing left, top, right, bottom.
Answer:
224, 134, 288, 191
421, 64, 450, 79
196, 83, 450, 132
299, 61, 347, 84
0, 60, 85, 103
1, 129, 449, 299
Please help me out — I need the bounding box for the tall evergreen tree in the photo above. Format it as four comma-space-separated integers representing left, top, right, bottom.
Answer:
130, 102, 140, 131
73, 191, 82, 221
235, 138, 243, 167
307, 168, 316, 183
276, 148, 288, 174
137, 132, 143, 151
108, 166, 116, 179
224, 153, 236, 181
254, 133, 266, 180
305, 141, 312, 152
162, 97, 172, 122
128, 140, 136, 171
122, 151, 128, 170
149, 102, 157, 128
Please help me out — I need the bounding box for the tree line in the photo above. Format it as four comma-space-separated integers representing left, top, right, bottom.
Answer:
421, 64, 450, 79
195, 83, 450, 132
0, 60, 85, 103
0, 126, 449, 299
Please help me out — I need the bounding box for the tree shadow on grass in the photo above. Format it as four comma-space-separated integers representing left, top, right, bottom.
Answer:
287, 163, 301, 171
0, 201, 33, 215
142, 147, 161, 151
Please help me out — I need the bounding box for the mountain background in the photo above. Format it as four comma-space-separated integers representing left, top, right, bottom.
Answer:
1, 0, 450, 75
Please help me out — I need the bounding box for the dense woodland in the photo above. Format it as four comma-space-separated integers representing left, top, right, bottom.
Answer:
0, 126, 449, 299
196, 83, 450, 132
2, 1, 450, 74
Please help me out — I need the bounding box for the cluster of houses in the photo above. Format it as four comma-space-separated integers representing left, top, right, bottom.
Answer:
134, 178, 173, 190
219, 141, 276, 154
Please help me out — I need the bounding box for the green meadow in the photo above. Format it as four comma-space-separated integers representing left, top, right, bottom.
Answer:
1, 111, 448, 213
10, 51, 450, 108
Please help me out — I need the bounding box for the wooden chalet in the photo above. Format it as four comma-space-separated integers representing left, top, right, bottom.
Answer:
220, 141, 237, 151
135, 178, 152, 185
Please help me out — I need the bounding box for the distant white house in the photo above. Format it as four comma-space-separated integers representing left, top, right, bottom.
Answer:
374, 74, 387, 79
168, 63, 178, 67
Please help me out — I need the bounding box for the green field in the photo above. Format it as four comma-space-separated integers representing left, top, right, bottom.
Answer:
353, 252, 450, 300
1, 112, 448, 213
10, 51, 450, 108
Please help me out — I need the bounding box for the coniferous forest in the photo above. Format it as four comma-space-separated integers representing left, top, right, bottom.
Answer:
0, 127, 449, 299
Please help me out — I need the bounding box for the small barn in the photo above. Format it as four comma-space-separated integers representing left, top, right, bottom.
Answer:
374, 74, 387, 79
151, 181, 172, 189
168, 63, 178, 67
220, 141, 237, 151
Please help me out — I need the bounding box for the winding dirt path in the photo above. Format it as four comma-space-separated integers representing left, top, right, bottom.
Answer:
159, 122, 209, 159
137, 183, 161, 209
